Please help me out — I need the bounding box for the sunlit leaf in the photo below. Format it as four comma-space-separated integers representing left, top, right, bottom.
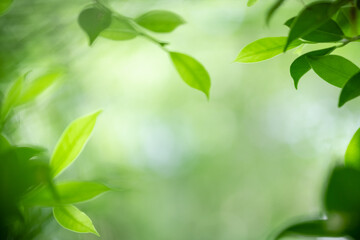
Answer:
0, 0, 12, 15
307, 55, 359, 88
22, 181, 109, 206
135, 10, 185, 33
78, 6, 111, 45
169, 51, 211, 98
339, 71, 360, 107
336, 7, 360, 37
50, 110, 102, 177
235, 37, 302, 63
18, 71, 62, 105
345, 128, 360, 170
53, 205, 99, 236
101, 16, 138, 41
0, 75, 24, 123
247, 0, 258, 7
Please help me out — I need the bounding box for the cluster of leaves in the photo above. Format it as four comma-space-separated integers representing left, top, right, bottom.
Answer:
0, 72, 108, 238
78, 1, 211, 99
240, 0, 360, 239
239, 0, 360, 107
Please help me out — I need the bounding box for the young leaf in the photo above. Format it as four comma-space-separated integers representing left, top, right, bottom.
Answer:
135, 10, 185, 33
235, 37, 302, 63
78, 6, 111, 45
101, 16, 138, 41
53, 205, 99, 236
22, 181, 110, 206
285, 17, 344, 42
0, 75, 24, 123
17, 71, 62, 105
345, 128, 360, 170
0, 0, 12, 15
284, 2, 337, 51
50, 110, 102, 177
169, 52, 211, 98
307, 55, 359, 88
339, 71, 360, 107
247, 0, 258, 7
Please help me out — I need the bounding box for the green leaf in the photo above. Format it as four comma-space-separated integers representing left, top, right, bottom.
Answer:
307, 55, 359, 88
169, 52, 211, 98
284, 2, 338, 51
135, 10, 185, 33
266, 0, 285, 23
285, 17, 344, 42
274, 219, 345, 239
78, 6, 111, 45
235, 37, 302, 63
50, 110, 102, 177
0, 0, 12, 15
101, 16, 138, 41
247, 0, 258, 7
339, 71, 360, 107
18, 71, 62, 105
53, 205, 99, 236
345, 128, 360, 170
336, 7, 360, 37
22, 181, 109, 206
0, 75, 24, 123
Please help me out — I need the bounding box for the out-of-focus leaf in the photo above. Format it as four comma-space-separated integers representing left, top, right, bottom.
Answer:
0, 75, 24, 123
339, 71, 360, 107
284, 2, 337, 51
53, 205, 99, 236
336, 7, 360, 36
274, 219, 345, 239
345, 128, 360, 170
18, 71, 62, 105
50, 110, 102, 177
135, 10, 185, 33
235, 37, 302, 63
285, 17, 344, 42
0, 0, 12, 15
22, 181, 109, 206
78, 6, 111, 45
101, 16, 138, 41
307, 55, 359, 88
266, 0, 285, 23
247, 0, 258, 7
169, 52, 211, 99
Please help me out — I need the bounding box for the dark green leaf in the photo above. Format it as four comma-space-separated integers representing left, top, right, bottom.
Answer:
235, 37, 302, 63
78, 6, 111, 45
101, 16, 138, 41
307, 55, 359, 88
135, 10, 185, 33
53, 205, 99, 236
345, 128, 360, 170
285, 17, 344, 42
284, 2, 338, 51
0, 0, 12, 15
339, 71, 360, 107
169, 52, 211, 99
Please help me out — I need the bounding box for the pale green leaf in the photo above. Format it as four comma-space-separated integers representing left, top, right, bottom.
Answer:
169, 51, 211, 98
50, 110, 102, 177
53, 205, 99, 236
0, 75, 24, 123
135, 10, 185, 33
101, 16, 138, 41
235, 37, 302, 63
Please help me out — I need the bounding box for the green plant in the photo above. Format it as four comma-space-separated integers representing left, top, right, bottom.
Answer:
239, 0, 360, 239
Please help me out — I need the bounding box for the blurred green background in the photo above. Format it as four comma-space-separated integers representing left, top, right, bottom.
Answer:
2, 0, 360, 239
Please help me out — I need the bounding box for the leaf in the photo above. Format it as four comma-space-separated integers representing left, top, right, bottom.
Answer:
50, 110, 102, 177
0, 0, 12, 15
101, 16, 138, 41
284, 2, 338, 51
135, 10, 185, 33
18, 71, 62, 105
235, 37, 302, 63
247, 0, 258, 7
274, 219, 345, 239
336, 7, 360, 36
266, 0, 285, 23
169, 52, 211, 98
285, 17, 344, 42
22, 181, 109, 206
345, 128, 360, 170
339, 71, 360, 107
307, 55, 359, 88
78, 6, 111, 45
0, 75, 24, 123
53, 205, 99, 236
